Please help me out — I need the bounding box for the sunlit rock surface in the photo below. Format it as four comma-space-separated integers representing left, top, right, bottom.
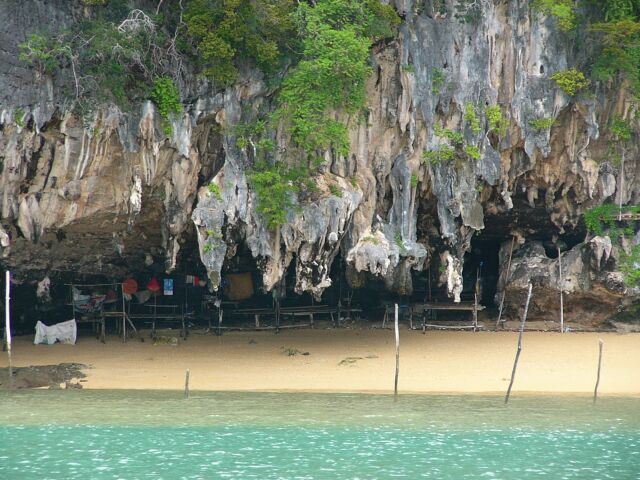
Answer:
0, 0, 638, 325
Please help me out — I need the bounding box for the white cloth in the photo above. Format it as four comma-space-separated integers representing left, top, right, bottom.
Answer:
34, 320, 77, 345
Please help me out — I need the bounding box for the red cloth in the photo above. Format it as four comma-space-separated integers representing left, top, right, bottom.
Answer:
147, 277, 161, 293
194, 275, 199, 286
122, 278, 138, 295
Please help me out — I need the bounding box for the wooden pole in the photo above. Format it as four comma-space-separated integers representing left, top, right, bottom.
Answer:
184, 369, 190, 399
505, 282, 532, 404
619, 149, 625, 221
593, 339, 604, 403
5, 271, 13, 388
394, 303, 400, 399
558, 247, 564, 333
496, 236, 516, 329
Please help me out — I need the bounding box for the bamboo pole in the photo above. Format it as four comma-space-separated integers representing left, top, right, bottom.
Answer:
184, 369, 190, 399
394, 303, 400, 399
5, 271, 13, 388
496, 236, 516, 329
593, 339, 604, 403
504, 282, 532, 404
558, 246, 564, 333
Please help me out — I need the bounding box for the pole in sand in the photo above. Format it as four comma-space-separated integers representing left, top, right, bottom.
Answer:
496, 236, 516, 330
505, 282, 532, 404
558, 246, 564, 333
394, 303, 400, 399
593, 339, 604, 403
5, 271, 13, 388
184, 369, 190, 399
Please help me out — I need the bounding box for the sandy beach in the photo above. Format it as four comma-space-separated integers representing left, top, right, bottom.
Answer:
1, 328, 639, 395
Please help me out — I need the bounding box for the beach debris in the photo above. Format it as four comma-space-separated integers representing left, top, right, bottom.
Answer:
248, 339, 257, 344
0, 363, 87, 390
153, 336, 178, 346
339, 357, 363, 366
281, 347, 310, 356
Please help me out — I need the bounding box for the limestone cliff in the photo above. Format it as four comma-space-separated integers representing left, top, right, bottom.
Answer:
1, 0, 638, 326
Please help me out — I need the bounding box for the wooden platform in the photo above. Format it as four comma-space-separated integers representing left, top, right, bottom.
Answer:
382, 301, 485, 332
224, 304, 337, 333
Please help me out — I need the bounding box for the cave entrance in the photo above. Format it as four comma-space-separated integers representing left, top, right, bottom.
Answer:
463, 234, 502, 307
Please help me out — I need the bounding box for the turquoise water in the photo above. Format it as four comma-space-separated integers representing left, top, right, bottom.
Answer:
0, 391, 639, 479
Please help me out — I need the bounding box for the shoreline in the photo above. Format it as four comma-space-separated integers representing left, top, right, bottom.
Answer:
1, 329, 639, 396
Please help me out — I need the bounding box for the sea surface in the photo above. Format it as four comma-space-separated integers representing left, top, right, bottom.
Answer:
0, 390, 638, 479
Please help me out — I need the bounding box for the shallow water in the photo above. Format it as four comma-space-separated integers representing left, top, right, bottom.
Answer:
1, 390, 639, 479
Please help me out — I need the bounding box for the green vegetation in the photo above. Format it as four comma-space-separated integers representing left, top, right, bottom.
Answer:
531, 0, 577, 32
454, 0, 484, 23
620, 244, 640, 287
530, 117, 555, 131
18, 33, 70, 76
583, 204, 640, 237
329, 184, 343, 198
485, 105, 508, 136
424, 121, 481, 165
463, 144, 481, 160
402, 64, 415, 73
530, 1, 640, 97
13, 107, 25, 128
274, 0, 399, 161
422, 145, 456, 165
583, 204, 640, 286
394, 231, 406, 254
249, 163, 318, 230
362, 235, 379, 245
235, 120, 275, 154
150, 77, 182, 135
590, 0, 640, 93
207, 183, 222, 200
15, 2, 401, 228
551, 68, 590, 96
19, 7, 184, 117
433, 124, 464, 145
206, 228, 223, 240
431, 67, 445, 95
609, 114, 633, 141
410, 172, 418, 188
349, 176, 358, 188
245, 0, 399, 226
464, 103, 481, 135
183, 0, 296, 85
604, 114, 633, 165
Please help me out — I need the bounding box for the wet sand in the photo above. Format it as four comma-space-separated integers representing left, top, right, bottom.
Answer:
1, 329, 639, 395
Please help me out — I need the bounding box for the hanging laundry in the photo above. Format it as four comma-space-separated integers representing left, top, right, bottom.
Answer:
122, 278, 138, 295
164, 278, 174, 296
147, 277, 161, 293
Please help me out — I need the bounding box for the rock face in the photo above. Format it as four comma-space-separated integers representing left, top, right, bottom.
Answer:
1, 0, 638, 324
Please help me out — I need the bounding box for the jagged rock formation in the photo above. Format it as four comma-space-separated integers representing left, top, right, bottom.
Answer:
1, 0, 638, 324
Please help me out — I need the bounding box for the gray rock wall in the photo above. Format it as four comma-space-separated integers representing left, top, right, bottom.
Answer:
0, 0, 638, 323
